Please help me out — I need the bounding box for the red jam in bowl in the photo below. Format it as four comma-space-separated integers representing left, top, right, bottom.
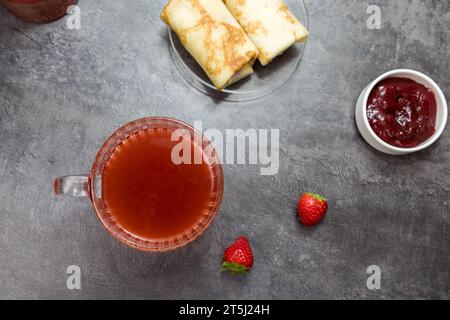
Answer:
367, 77, 437, 148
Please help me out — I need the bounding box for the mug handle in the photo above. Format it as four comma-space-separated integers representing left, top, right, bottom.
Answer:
54, 175, 89, 197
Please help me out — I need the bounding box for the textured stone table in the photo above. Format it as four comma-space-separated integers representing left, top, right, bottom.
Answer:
0, 0, 449, 299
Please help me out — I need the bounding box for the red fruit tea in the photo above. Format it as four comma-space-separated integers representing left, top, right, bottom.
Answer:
101, 127, 215, 241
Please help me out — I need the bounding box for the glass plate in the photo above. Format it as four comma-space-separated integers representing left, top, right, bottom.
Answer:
168, 0, 309, 102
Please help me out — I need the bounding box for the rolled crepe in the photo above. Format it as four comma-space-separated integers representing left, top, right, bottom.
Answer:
223, 0, 309, 66
161, 0, 259, 91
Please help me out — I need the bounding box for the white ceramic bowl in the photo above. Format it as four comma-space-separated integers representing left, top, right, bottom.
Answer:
355, 69, 448, 155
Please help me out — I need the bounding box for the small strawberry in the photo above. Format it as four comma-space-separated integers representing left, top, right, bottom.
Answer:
221, 236, 253, 273
297, 192, 328, 226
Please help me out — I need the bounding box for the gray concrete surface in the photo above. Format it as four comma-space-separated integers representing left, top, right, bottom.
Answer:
0, 0, 449, 300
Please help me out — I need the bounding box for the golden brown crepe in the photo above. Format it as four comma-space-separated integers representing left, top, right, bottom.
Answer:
161, 0, 259, 91
223, 0, 309, 65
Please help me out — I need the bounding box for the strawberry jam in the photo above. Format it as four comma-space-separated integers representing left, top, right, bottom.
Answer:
367, 77, 437, 148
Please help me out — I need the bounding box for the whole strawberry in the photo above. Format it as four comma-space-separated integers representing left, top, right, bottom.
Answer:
221, 236, 253, 273
297, 193, 328, 226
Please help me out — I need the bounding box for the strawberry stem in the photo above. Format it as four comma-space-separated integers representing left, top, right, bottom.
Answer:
221, 262, 250, 274
306, 192, 327, 202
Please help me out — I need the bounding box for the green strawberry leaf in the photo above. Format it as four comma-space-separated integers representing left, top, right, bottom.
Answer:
221, 262, 250, 274
306, 192, 327, 202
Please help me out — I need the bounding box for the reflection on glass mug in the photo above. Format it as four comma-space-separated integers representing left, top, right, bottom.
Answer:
54, 117, 224, 252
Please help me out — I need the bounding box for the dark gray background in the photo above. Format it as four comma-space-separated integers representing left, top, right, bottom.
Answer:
0, 0, 449, 299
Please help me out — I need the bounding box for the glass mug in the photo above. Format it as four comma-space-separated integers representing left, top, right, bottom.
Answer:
2, 0, 77, 23
54, 117, 224, 252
